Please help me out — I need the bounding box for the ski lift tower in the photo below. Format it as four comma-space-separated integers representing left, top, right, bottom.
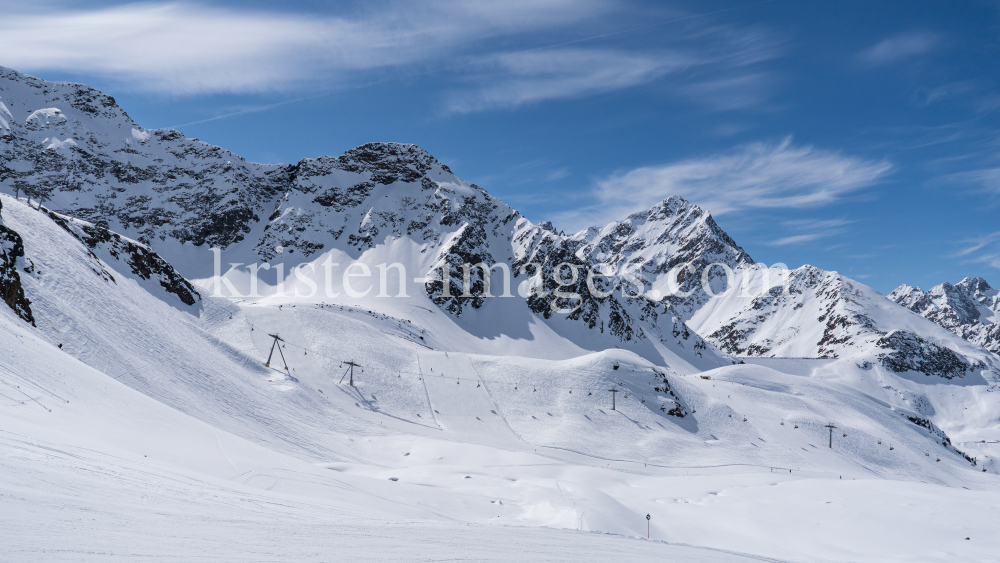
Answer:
265, 333, 289, 371
340, 360, 362, 387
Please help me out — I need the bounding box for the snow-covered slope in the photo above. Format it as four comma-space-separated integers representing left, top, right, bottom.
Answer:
1, 252, 790, 563
890, 277, 1000, 355
4, 189, 1000, 562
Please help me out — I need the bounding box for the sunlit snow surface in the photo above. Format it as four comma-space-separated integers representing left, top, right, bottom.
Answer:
3, 192, 1000, 563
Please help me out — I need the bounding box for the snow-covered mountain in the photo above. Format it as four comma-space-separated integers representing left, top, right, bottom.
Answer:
5, 66, 1000, 563
890, 277, 1000, 356
0, 65, 748, 372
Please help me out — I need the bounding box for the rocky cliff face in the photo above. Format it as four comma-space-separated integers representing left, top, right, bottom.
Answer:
42, 208, 201, 308
889, 278, 1000, 356
691, 265, 883, 359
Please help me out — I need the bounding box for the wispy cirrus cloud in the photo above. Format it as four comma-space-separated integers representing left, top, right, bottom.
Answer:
957, 166, 1000, 193
0, 0, 783, 114
770, 218, 853, 246
0, 0, 615, 94
448, 23, 782, 112
957, 231, 1000, 270
554, 138, 891, 232
446, 48, 690, 113
859, 32, 939, 66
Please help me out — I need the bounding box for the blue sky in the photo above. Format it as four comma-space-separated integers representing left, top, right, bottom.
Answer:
2, 0, 999, 294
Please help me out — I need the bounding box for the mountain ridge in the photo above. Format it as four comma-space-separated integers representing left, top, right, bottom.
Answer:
2, 65, 998, 381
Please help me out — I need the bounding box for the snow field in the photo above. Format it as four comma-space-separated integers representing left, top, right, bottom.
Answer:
3, 193, 1000, 562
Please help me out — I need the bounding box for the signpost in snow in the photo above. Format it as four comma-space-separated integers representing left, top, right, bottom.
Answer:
646, 513, 651, 538
825, 423, 837, 448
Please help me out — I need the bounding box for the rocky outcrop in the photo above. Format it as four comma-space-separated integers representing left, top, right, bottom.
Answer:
0, 199, 34, 324
876, 330, 978, 379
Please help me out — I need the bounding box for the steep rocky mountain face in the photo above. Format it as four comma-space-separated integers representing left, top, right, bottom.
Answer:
889, 278, 1000, 356
570, 196, 755, 319
691, 265, 879, 359
41, 207, 201, 308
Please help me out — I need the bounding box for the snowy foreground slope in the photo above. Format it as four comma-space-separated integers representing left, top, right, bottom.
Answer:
3, 66, 1000, 562
3, 194, 1000, 563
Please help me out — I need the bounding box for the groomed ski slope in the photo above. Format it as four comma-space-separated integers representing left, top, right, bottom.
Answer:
0, 300, 785, 563
3, 192, 1000, 562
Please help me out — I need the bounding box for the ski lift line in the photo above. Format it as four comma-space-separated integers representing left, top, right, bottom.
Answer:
0, 378, 51, 412
0, 365, 70, 403
264, 331, 667, 391
251, 331, 952, 454
532, 442, 800, 473
351, 367, 658, 396
0, 389, 25, 404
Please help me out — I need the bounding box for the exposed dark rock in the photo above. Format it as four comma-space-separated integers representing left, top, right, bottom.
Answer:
46, 210, 200, 307
876, 331, 975, 379
0, 199, 34, 324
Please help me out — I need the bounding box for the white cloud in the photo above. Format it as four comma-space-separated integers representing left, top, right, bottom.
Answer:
958, 231, 1000, 270
448, 23, 782, 112
679, 72, 772, 111
0, 0, 614, 94
771, 218, 853, 246
446, 48, 690, 112
555, 138, 891, 232
0, 1, 785, 113
963, 167, 1000, 193
860, 32, 939, 66
770, 233, 824, 246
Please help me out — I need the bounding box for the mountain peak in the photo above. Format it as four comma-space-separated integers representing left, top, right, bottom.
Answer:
957, 276, 992, 293
0, 65, 134, 126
